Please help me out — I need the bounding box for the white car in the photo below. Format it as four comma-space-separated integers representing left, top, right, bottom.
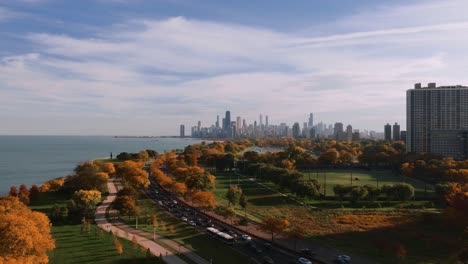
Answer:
241, 234, 252, 241
181, 217, 188, 222
297, 257, 312, 264
188, 220, 196, 226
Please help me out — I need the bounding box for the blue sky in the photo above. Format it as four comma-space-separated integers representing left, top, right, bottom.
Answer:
1, 0, 468, 135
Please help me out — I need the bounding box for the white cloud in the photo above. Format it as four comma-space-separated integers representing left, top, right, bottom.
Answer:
2, 0, 468, 135
0, 6, 21, 21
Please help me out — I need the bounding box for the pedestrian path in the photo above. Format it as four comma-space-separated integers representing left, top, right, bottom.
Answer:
95, 179, 187, 264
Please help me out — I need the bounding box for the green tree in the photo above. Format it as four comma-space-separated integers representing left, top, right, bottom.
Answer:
226, 185, 242, 207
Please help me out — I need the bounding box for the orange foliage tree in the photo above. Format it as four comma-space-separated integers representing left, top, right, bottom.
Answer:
171, 182, 187, 197
18, 184, 30, 205
0, 196, 55, 263
101, 162, 116, 175
191, 191, 217, 211
258, 215, 290, 241
116, 160, 150, 189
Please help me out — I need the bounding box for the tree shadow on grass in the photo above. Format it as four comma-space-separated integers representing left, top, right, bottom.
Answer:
273, 212, 463, 264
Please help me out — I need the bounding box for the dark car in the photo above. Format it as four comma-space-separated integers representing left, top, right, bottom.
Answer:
300, 248, 316, 257
262, 256, 274, 264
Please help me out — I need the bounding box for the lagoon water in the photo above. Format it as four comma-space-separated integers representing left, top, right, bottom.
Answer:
0, 136, 204, 195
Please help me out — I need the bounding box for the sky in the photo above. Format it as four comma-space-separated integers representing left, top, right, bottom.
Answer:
1, 0, 468, 135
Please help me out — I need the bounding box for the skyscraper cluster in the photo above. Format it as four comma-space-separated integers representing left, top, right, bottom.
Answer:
182, 111, 384, 141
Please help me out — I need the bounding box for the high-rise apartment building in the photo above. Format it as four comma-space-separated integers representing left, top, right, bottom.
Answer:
346, 125, 353, 141
334, 122, 344, 140
393, 122, 400, 141
180, 125, 185, 138
384, 123, 391, 141
407, 83, 468, 159
292, 122, 300, 138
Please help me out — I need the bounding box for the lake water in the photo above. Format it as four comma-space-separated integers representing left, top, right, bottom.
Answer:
0, 136, 204, 195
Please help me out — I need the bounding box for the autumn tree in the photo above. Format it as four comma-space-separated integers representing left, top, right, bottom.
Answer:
72, 190, 102, 217
0, 196, 55, 263
29, 185, 40, 203
116, 160, 150, 189
138, 150, 150, 162
286, 225, 305, 250
223, 206, 237, 224
41, 178, 64, 192
8, 186, 18, 197
101, 162, 116, 175
259, 215, 290, 241
171, 182, 187, 197
191, 191, 217, 211
239, 193, 248, 217
444, 182, 468, 226
113, 195, 139, 217
18, 184, 30, 205
114, 238, 123, 255
225, 185, 242, 207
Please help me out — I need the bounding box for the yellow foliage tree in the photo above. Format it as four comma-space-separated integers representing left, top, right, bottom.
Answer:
116, 161, 150, 189
101, 162, 116, 174
0, 196, 55, 264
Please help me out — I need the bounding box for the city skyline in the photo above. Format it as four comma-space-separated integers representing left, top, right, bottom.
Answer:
185, 110, 394, 140
2, 1, 468, 135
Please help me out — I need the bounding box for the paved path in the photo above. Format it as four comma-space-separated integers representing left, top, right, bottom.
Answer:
95, 179, 187, 264
112, 181, 210, 264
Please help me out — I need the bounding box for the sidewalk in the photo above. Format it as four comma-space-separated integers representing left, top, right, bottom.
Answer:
95, 179, 187, 264
111, 181, 210, 264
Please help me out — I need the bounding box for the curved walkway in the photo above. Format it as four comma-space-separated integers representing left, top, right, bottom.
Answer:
95, 179, 187, 264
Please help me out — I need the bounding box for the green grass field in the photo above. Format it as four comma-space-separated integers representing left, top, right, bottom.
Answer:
120, 196, 251, 264
49, 224, 161, 264
28, 191, 162, 264
299, 169, 435, 198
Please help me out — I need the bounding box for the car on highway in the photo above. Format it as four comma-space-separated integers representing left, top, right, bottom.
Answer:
262, 255, 274, 264
336, 255, 351, 263
297, 257, 313, 264
241, 234, 252, 241
181, 217, 188, 222
300, 248, 316, 257
188, 220, 197, 226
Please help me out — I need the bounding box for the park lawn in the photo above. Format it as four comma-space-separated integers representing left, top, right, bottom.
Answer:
303, 211, 461, 264
49, 224, 162, 264
212, 172, 302, 222
28, 190, 162, 264
299, 169, 435, 199
120, 196, 250, 264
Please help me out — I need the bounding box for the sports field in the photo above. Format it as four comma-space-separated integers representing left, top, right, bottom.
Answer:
300, 169, 434, 198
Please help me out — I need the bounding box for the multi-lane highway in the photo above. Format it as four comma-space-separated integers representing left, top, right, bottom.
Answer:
144, 177, 318, 264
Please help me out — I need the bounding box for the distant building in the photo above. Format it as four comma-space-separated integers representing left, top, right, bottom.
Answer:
393, 122, 400, 141
384, 123, 392, 141
352, 132, 360, 141
308, 113, 314, 128
407, 82, 468, 159
346, 125, 353, 141
292, 122, 300, 138
400, 131, 407, 143
334, 122, 344, 140
180, 125, 185, 138
224, 111, 231, 138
